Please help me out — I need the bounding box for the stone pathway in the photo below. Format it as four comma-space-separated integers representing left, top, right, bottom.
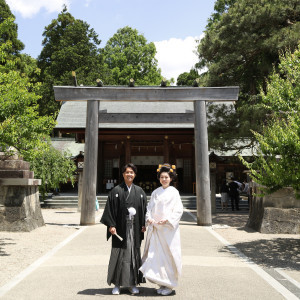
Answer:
0, 208, 299, 299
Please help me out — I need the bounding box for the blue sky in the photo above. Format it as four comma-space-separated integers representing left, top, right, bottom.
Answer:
7, 0, 216, 81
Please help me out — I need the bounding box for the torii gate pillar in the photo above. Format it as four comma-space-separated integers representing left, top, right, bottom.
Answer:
79, 100, 99, 225
194, 101, 211, 225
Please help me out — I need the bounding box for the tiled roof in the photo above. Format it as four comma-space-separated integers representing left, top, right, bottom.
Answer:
56, 101, 195, 129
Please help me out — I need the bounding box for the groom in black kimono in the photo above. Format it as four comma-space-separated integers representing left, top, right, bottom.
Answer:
100, 163, 147, 295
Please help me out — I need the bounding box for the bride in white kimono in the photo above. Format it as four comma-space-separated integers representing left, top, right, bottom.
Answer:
140, 164, 183, 296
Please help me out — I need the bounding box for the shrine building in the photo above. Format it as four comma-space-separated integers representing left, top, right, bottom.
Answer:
55, 97, 249, 195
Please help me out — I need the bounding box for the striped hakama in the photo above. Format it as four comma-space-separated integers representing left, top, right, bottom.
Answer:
107, 216, 144, 286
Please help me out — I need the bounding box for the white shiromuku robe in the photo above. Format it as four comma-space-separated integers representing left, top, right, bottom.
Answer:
139, 186, 183, 288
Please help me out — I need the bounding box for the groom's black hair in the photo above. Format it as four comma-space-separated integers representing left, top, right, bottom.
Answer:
122, 163, 137, 174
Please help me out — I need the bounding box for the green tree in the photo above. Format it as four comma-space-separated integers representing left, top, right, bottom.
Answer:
102, 26, 162, 85
0, 1, 44, 87
176, 68, 199, 86
0, 0, 36, 77
206, 0, 237, 29
241, 46, 300, 197
30, 145, 76, 198
37, 6, 102, 116
198, 0, 299, 93
0, 18, 76, 197
0, 0, 24, 56
197, 0, 300, 151
19, 53, 41, 84
0, 20, 54, 158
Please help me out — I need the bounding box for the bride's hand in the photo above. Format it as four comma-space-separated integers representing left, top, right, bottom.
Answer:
158, 219, 167, 225
148, 218, 155, 224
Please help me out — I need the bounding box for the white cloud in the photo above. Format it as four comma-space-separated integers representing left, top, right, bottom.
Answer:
154, 34, 204, 83
7, 0, 71, 18
84, 0, 93, 7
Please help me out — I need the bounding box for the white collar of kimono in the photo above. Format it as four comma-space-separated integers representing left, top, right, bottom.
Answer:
126, 184, 132, 193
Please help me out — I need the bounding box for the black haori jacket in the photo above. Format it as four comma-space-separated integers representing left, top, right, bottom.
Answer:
100, 182, 147, 248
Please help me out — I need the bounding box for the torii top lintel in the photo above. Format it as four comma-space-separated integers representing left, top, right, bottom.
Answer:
53, 86, 239, 102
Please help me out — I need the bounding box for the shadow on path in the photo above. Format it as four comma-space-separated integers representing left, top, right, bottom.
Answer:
78, 288, 111, 296
179, 211, 197, 226
212, 212, 249, 228
78, 287, 175, 297
220, 238, 300, 270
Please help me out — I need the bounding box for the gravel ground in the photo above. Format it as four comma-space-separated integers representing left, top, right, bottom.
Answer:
0, 208, 299, 288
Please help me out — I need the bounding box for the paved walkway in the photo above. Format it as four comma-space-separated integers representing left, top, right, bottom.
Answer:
0, 211, 299, 300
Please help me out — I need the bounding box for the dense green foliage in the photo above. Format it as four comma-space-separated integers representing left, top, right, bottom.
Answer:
0, 0, 24, 56
176, 68, 199, 86
1, 4, 166, 194
37, 11, 163, 115
206, 102, 266, 151
0, 19, 55, 157
0, 0, 34, 75
206, 0, 237, 29
37, 6, 102, 116
102, 26, 162, 85
241, 47, 300, 197
198, 0, 299, 93
0, 18, 76, 197
30, 145, 76, 198
197, 0, 300, 151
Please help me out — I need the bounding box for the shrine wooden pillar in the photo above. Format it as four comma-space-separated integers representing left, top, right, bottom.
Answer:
97, 141, 104, 193
163, 136, 169, 163
125, 137, 131, 163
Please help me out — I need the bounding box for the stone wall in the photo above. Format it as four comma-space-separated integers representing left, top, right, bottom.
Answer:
247, 184, 300, 234
0, 156, 44, 232
260, 207, 300, 234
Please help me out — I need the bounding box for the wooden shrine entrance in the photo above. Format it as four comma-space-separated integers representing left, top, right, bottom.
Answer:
90, 128, 195, 194
54, 86, 239, 226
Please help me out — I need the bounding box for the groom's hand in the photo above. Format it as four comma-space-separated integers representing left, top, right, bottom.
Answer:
109, 226, 116, 235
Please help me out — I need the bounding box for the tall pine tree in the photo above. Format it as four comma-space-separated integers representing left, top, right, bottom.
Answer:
37, 6, 103, 116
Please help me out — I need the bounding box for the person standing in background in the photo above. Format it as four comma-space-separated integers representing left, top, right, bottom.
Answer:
228, 177, 240, 211
220, 180, 229, 211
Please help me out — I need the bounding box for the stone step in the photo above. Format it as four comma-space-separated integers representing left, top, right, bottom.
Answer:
41, 195, 248, 210
43, 195, 198, 208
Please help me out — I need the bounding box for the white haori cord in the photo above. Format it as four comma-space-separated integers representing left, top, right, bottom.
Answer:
128, 207, 136, 220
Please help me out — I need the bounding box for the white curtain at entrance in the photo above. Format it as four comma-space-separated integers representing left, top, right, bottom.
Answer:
131, 156, 164, 166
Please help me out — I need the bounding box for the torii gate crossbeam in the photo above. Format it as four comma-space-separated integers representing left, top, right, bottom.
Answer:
54, 86, 239, 226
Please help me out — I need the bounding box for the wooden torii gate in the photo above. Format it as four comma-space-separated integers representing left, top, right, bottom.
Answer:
54, 86, 239, 226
